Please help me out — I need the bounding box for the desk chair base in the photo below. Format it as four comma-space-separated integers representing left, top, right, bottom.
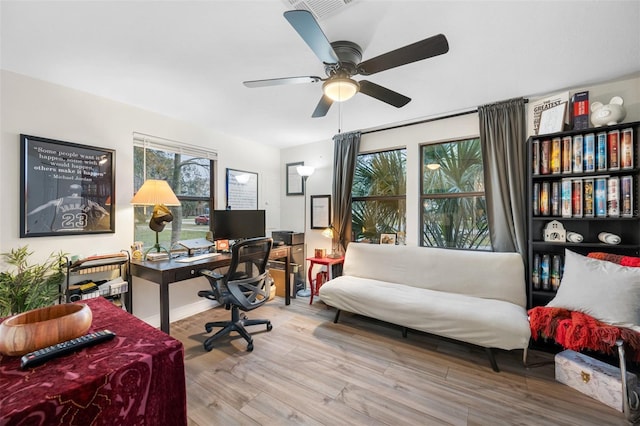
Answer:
203, 305, 272, 352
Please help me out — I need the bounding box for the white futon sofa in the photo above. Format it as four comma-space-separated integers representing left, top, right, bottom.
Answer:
318, 243, 531, 371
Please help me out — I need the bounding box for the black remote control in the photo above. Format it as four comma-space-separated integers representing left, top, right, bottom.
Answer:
20, 329, 116, 369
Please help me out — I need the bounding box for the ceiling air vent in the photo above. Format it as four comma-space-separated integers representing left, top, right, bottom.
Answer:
283, 0, 354, 21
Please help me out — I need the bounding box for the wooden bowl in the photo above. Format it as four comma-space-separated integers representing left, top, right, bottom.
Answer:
0, 304, 92, 356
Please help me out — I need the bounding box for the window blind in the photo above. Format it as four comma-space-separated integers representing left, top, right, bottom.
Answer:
132, 132, 218, 160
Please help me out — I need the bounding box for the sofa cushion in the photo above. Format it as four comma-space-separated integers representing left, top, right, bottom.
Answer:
320, 276, 531, 350
342, 243, 526, 307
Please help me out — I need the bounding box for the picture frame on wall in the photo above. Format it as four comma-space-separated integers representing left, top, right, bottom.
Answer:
20, 134, 115, 237
226, 168, 258, 209
380, 233, 397, 245
286, 161, 304, 196
310, 194, 331, 229
538, 102, 568, 135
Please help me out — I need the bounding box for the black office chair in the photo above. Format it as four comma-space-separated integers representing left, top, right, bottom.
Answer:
198, 237, 273, 352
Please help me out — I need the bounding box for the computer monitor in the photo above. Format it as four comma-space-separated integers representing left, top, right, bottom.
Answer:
212, 210, 266, 241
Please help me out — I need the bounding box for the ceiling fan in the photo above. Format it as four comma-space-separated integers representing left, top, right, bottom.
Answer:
243, 10, 449, 118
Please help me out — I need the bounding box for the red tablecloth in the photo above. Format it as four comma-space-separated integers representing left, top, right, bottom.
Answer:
0, 297, 187, 426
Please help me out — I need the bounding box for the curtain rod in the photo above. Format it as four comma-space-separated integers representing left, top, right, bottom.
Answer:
361, 99, 529, 135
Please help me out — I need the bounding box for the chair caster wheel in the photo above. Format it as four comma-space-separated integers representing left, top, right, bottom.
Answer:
266, 322, 273, 331
205, 325, 213, 333
204, 342, 214, 352
247, 342, 254, 352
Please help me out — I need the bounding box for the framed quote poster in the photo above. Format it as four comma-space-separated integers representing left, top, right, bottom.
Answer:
226, 168, 258, 209
20, 134, 115, 237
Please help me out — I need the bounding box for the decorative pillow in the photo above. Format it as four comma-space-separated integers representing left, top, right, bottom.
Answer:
588, 251, 640, 268
547, 249, 640, 329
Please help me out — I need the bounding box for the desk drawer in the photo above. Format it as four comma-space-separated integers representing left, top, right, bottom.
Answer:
174, 268, 200, 281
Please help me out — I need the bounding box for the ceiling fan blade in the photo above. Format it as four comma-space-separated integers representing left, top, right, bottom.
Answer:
284, 10, 339, 64
358, 34, 449, 76
243, 76, 322, 88
312, 95, 333, 118
358, 80, 411, 108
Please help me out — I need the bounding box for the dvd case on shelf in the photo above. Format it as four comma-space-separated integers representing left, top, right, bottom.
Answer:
551, 181, 560, 216
562, 136, 572, 173
533, 182, 540, 216
621, 128, 634, 169
607, 176, 620, 217
608, 130, 620, 170
541, 181, 550, 216
561, 179, 572, 217
532, 139, 540, 175
583, 179, 594, 217
572, 179, 583, 217
596, 132, 607, 171
621, 175, 633, 218
583, 133, 595, 172
551, 137, 561, 174
595, 177, 607, 217
572, 134, 583, 173
541, 139, 551, 175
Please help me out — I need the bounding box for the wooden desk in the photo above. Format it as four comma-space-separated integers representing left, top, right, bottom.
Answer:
0, 297, 187, 425
130, 245, 291, 334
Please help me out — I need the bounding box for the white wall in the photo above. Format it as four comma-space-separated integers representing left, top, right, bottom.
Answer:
0, 70, 282, 326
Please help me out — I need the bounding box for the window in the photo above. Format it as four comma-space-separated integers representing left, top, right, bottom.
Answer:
420, 138, 489, 250
133, 137, 215, 251
352, 148, 406, 244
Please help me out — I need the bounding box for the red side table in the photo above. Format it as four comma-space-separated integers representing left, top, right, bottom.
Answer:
306, 256, 344, 304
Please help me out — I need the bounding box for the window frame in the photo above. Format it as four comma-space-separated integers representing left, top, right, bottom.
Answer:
419, 137, 489, 250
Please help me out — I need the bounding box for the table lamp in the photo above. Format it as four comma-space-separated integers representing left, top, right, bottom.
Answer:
131, 179, 181, 256
322, 224, 342, 258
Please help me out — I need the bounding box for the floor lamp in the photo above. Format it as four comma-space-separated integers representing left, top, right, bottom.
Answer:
296, 165, 315, 297
131, 179, 181, 258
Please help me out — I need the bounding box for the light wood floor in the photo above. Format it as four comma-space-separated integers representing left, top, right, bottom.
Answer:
171, 297, 632, 426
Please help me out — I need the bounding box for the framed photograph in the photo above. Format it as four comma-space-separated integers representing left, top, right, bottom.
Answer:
286, 161, 304, 196
310, 194, 330, 229
380, 233, 397, 245
226, 168, 258, 209
20, 134, 115, 237
538, 102, 567, 135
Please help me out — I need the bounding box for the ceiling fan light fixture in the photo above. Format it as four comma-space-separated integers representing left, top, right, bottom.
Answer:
323, 77, 359, 102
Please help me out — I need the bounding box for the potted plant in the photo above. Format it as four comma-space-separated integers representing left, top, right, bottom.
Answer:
0, 246, 66, 316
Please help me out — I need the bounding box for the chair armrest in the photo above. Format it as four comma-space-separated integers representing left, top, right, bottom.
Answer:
200, 269, 224, 280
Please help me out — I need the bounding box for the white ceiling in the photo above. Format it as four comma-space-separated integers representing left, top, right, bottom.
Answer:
2, 1, 639, 148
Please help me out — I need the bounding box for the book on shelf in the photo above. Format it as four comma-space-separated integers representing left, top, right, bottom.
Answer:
607, 176, 620, 217
583, 179, 594, 217
533, 182, 540, 216
621, 175, 633, 218
571, 91, 589, 130
595, 177, 607, 217
540, 182, 551, 216
572, 134, 583, 173
621, 128, 634, 169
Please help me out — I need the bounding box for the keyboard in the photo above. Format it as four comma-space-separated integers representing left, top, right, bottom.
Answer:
175, 252, 221, 263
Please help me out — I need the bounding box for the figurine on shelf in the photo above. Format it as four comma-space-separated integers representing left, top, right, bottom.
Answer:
591, 96, 626, 127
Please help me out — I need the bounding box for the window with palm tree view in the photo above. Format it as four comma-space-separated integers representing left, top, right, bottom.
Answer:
133, 146, 213, 251
352, 148, 406, 244
421, 138, 490, 250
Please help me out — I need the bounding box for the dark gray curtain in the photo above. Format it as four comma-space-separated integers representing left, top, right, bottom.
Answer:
332, 131, 361, 253
478, 97, 527, 254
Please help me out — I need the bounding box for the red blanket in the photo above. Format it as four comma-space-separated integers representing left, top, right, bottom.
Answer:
528, 306, 640, 362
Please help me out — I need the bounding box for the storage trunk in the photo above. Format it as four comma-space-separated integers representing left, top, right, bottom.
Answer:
555, 349, 637, 412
